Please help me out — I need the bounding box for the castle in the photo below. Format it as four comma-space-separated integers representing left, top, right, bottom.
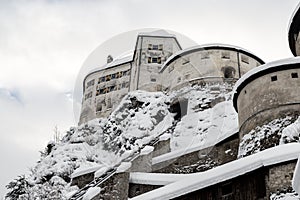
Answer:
70, 3, 300, 200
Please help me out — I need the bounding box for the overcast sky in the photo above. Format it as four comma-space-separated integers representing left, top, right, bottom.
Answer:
0, 0, 299, 197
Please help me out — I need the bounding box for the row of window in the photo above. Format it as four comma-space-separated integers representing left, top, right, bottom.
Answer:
148, 57, 162, 64
180, 54, 250, 65
96, 82, 129, 96
86, 69, 130, 89
148, 44, 163, 51
271, 72, 298, 82
85, 81, 130, 100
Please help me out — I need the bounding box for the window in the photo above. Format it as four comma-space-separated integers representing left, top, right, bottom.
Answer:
85, 92, 92, 100
150, 75, 157, 82
221, 182, 233, 197
177, 77, 181, 83
291, 72, 298, 78
222, 66, 236, 78
271, 75, 277, 82
148, 44, 163, 50
182, 58, 190, 65
221, 52, 230, 59
185, 74, 190, 80
148, 57, 161, 64
152, 44, 158, 50
105, 75, 111, 81
241, 55, 249, 64
158, 44, 163, 50
201, 52, 209, 59
168, 65, 174, 73
111, 73, 116, 79
86, 79, 95, 88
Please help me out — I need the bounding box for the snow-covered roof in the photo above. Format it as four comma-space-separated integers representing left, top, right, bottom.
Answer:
293, 155, 300, 195
138, 29, 175, 38
288, 2, 300, 56
87, 50, 134, 75
232, 57, 300, 112
152, 127, 238, 165
159, 43, 265, 73
71, 162, 102, 179
131, 143, 300, 200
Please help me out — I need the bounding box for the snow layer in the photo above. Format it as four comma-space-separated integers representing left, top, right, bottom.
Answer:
71, 162, 102, 179
130, 172, 190, 186
116, 162, 132, 173
293, 155, 300, 195
132, 143, 300, 200
280, 117, 300, 144
140, 146, 154, 155
239, 116, 299, 158
82, 187, 101, 200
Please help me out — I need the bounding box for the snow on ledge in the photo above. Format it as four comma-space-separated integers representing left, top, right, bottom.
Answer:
82, 187, 101, 200
132, 143, 300, 200
293, 154, 300, 194
71, 163, 102, 179
116, 162, 132, 173
130, 172, 190, 186
152, 129, 238, 165
140, 146, 154, 155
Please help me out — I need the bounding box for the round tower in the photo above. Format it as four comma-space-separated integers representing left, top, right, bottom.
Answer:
233, 57, 300, 156
159, 44, 265, 91
288, 2, 300, 56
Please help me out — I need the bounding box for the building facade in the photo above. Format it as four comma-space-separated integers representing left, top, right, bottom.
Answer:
233, 58, 300, 147
79, 31, 264, 125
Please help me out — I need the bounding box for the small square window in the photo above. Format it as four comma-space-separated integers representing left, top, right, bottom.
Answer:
241, 55, 249, 64
152, 45, 158, 50
291, 73, 298, 78
271, 75, 277, 82
152, 57, 158, 63
221, 52, 230, 59
177, 77, 181, 83
158, 44, 163, 50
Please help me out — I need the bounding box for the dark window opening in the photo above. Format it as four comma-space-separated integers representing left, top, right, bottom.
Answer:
152, 44, 158, 50
221, 182, 233, 196
271, 75, 277, 82
222, 66, 236, 79
291, 72, 298, 78
169, 99, 188, 120
244, 90, 247, 94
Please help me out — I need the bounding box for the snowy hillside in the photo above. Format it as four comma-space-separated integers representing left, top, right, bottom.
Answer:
5, 83, 240, 199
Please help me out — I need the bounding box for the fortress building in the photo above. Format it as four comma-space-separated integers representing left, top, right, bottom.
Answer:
79, 30, 264, 125
289, 2, 300, 56
233, 58, 300, 154
160, 44, 264, 91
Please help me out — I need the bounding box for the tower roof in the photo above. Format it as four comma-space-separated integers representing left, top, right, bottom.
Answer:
288, 2, 300, 56
159, 43, 265, 73
232, 57, 300, 112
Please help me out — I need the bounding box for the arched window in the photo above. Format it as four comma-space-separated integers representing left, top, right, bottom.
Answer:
222, 66, 236, 78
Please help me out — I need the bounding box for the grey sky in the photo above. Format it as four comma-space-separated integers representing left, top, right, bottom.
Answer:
0, 0, 299, 197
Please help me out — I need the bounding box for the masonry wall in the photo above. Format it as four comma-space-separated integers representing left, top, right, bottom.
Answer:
79, 63, 131, 124
92, 172, 129, 200
160, 49, 261, 91
237, 68, 300, 138
152, 134, 239, 173
172, 168, 266, 200
265, 161, 297, 196
131, 36, 181, 92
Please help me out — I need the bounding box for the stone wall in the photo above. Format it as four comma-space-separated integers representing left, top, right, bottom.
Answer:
128, 183, 161, 198
152, 138, 171, 158
79, 63, 131, 124
237, 68, 300, 138
160, 48, 262, 91
265, 161, 297, 196
152, 133, 239, 173
92, 172, 129, 200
